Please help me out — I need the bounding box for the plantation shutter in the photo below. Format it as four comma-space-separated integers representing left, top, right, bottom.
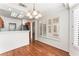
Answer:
73, 7, 79, 46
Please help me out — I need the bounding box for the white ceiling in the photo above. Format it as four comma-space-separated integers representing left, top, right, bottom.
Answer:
0, 3, 71, 19
0, 3, 64, 12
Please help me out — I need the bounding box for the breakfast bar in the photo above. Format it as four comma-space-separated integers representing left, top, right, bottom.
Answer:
0, 31, 29, 54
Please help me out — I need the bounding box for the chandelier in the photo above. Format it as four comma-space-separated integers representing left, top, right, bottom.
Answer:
26, 4, 42, 20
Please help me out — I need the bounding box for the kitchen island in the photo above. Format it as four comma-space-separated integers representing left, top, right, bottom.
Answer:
0, 31, 29, 54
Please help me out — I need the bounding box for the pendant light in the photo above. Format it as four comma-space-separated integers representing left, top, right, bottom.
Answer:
26, 3, 42, 20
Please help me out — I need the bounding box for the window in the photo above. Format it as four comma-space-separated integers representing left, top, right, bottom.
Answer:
73, 7, 79, 47
40, 23, 42, 35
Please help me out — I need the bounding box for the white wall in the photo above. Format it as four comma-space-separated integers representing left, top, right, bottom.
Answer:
1, 16, 22, 31
36, 4, 69, 52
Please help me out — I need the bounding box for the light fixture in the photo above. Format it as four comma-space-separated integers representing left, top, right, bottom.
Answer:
26, 3, 42, 20
9, 8, 18, 17
18, 14, 24, 18
8, 8, 12, 11
18, 12, 24, 18
11, 12, 18, 17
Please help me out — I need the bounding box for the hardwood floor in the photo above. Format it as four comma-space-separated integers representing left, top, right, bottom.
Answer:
0, 40, 69, 56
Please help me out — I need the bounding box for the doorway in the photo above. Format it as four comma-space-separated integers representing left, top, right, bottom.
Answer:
32, 21, 35, 43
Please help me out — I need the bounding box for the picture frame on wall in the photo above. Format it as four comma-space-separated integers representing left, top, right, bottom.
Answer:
9, 23, 16, 31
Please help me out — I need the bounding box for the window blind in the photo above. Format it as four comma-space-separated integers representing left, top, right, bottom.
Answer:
73, 8, 79, 46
